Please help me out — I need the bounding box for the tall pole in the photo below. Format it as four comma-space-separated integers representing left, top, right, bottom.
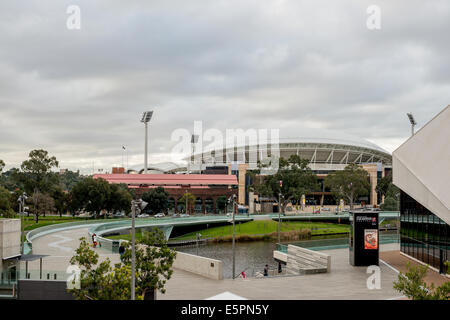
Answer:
144, 122, 148, 174
19, 198, 23, 254
278, 193, 281, 244
185, 190, 188, 215
232, 195, 236, 279
131, 201, 136, 300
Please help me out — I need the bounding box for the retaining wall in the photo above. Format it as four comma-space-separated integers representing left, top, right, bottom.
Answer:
173, 251, 223, 280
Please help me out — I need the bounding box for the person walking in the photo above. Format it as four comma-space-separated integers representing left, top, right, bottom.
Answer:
263, 264, 269, 277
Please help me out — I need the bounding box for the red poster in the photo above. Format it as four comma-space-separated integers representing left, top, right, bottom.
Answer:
364, 229, 378, 250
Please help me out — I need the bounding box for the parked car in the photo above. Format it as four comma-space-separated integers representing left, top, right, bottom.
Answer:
137, 213, 150, 218
113, 211, 125, 218
179, 214, 190, 218
154, 213, 165, 218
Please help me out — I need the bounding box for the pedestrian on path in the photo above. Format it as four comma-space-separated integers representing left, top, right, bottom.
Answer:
263, 264, 269, 277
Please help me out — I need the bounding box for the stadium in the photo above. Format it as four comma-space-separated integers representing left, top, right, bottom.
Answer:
122, 128, 392, 212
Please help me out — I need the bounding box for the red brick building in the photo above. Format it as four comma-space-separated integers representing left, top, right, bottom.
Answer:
93, 174, 238, 214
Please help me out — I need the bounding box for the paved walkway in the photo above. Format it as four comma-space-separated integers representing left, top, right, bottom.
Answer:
161, 244, 402, 300
380, 250, 449, 286
28, 227, 404, 300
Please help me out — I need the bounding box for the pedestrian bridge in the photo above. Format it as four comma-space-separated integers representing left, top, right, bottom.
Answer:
25, 215, 253, 254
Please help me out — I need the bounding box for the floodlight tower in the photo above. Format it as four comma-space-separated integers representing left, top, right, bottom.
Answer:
190, 134, 199, 174
407, 113, 417, 137
141, 111, 153, 174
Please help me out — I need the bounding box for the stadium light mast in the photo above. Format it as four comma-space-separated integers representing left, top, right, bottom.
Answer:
190, 134, 199, 174
407, 112, 417, 137
141, 111, 153, 174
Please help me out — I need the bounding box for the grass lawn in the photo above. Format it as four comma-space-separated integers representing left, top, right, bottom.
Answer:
172, 220, 349, 240
5, 215, 91, 231
106, 220, 349, 242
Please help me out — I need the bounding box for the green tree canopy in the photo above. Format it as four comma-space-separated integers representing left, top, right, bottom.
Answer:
393, 262, 449, 300
141, 187, 170, 214
120, 229, 177, 300
69, 177, 111, 217
178, 192, 196, 214
20, 149, 59, 193
324, 163, 370, 209
216, 195, 227, 212
69, 229, 176, 300
28, 191, 55, 222
107, 183, 132, 215
70, 178, 131, 217
69, 238, 135, 300
0, 186, 15, 218
249, 155, 318, 213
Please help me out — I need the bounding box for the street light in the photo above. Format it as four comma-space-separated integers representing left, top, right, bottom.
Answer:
278, 180, 283, 244
407, 113, 417, 137
130, 198, 148, 300
141, 111, 154, 174
190, 134, 199, 174
229, 194, 237, 279
17, 192, 28, 254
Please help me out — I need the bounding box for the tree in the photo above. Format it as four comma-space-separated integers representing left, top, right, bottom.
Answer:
69, 177, 111, 217
20, 149, 59, 194
120, 229, 177, 300
249, 155, 318, 214
106, 183, 132, 215
29, 191, 55, 222
69, 230, 176, 300
0, 186, 15, 218
393, 262, 449, 300
216, 196, 227, 213
69, 238, 137, 300
0, 168, 25, 192
376, 172, 392, 198
51, 187, 68, 217
0, 159, 4, 173
59, 170, 83, 191
324, 163, 370, 210
141, 187, 169, 214
179, 192, 196, 214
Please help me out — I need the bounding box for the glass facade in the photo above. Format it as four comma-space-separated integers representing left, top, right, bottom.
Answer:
400, 191, 449, 274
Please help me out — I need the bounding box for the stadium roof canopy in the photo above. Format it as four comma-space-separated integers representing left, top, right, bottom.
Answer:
189, 128, 392, 169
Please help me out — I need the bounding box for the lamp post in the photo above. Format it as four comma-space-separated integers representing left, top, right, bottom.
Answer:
278, 180, 283, 244
141, 111, 153, 174
407, 112, 417, 137
231, 194, 237, 279
18, 193, 27, 254
130, 198, 147, 300
190, 134, 199, 174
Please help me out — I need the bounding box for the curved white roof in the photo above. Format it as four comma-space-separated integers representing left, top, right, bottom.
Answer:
199, 127, 390, 155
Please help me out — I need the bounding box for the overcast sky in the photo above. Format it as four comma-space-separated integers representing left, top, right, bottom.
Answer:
1, 1, 449, 174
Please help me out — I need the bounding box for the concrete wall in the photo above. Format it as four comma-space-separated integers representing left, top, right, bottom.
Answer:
18, 280, 74, 300
173, 251, 223, 280
0, 219, 21, 260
